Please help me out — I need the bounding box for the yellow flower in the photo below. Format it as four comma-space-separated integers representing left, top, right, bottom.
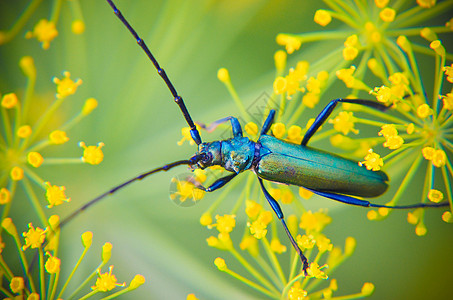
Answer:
53, 71, 82, 99
10, 277, 24, 294
22, 223, 46, 250
79, 142, 105, 165
45, 252, 61, 273
92, 266, 125, 292
359, 149, 384, 171
45, 182, 71, 208
314, 9, 332, 27
1, 93, 19, 108
25, 19, 58, 49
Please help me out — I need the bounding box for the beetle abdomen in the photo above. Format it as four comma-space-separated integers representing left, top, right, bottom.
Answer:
256, 135, 388, 197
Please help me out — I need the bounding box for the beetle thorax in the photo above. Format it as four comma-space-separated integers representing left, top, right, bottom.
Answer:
196, 137, 256, 173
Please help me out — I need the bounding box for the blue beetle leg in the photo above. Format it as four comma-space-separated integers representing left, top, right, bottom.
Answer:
301, 98, 390, 146
195, 173, 237, 192
260, 110, 276, 136
258, 178, 309, 273
197, 116, 243, 137
305, 188, 450, 209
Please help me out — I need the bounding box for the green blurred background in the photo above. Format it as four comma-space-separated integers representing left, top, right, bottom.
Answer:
1, 0, 452, 299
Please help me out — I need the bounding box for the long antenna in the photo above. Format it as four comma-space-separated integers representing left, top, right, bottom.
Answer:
105, 0, 202, 145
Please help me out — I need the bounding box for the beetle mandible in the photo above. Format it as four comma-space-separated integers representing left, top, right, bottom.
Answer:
59, 0, 450, 273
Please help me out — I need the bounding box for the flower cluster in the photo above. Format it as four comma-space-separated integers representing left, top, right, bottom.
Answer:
0, 0, 86, 47
1, 217, 144, 299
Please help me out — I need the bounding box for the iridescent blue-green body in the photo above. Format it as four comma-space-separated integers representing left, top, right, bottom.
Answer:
196, 134, 388, 198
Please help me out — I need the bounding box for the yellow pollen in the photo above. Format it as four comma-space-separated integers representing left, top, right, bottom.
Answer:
441, 93, 453, 110
288, 282, 308, 299
383, 135, 404, 149
272, 123, 286, 139
214, 257, 227, 271
361, 282, 375, 296
329, 111, 359, 135
443, 64, 453, 83
19, 56, 36, 78
273, 76, 287, 94
129, 274, 146, 289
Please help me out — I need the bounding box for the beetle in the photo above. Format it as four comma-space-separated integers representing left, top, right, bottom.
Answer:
59, 0, 449, 273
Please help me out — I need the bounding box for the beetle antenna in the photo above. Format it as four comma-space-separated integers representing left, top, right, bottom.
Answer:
105, 0, 202, 145
60, 155, 203, 229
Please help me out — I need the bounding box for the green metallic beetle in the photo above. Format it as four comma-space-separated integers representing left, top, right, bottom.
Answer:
58, 0, 449, 273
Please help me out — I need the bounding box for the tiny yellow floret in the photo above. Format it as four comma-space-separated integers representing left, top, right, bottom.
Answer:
443, 64, 453, 83
79, 142, 105, 165
428, 189, 443, 203
71, 20, 85, 34
274, 50, 287, 71
288, 282, 308, 299
45, 182, 70, 208
186, 293, 199, 300
343, 46, 359, 61
244, 122, 258, 136
49, 130, 69, 144
441, 93, 453, 110
299, 187, 313, 200
375, 0, 389, 8
53, 71, 82, 99
417, 0, 436, 8
28, 152, 44, 168
276, 34, 301, 54
17, 125, 32, 138
431, 149, 446, 167
25, 19, 58, 49
10, 277, 24, 294
200, 212, 213, 226
314, 9, 332, 27
272, 123, 286, 139
396, 35, 411, 52
2, 93, 19, 108
217, 68, 230, 83
359, 149, 383, 171
22, 223, 46, 250
213, 214, 236, 233
11, 167, 24, 181
329, 111, 359, 135
379, 124, 398, 138
0, 188, 11, 205
27, 292, 40, 300
82, 98, 98, 115
270, 238, 287, 254
19, 56, 36, 78
214, 257, 227, 271
45, 252, 61, 273
383, 135, 404, 149
245, 200, 262, 219
361, 282, 375, 296
417, 104, 433, 118
102, 242, 113, 263
92, 266, 125, 292
82, 231, 93, 248
2, 218, 17, 236
379, 8, 396, 22
307, 262, 328, 279
442, 211, 453, 223
129, 274, 145, 289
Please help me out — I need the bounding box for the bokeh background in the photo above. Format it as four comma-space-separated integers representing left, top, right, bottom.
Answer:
1, 0, 452, 299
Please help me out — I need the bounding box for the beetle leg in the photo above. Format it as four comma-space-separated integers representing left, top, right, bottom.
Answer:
258, 178, 309, 273
301, 98, 389, 146
195, 173, 237, 192
260, 109, 276, 136
197, 116, 243, 137
305, 188, 450, 209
